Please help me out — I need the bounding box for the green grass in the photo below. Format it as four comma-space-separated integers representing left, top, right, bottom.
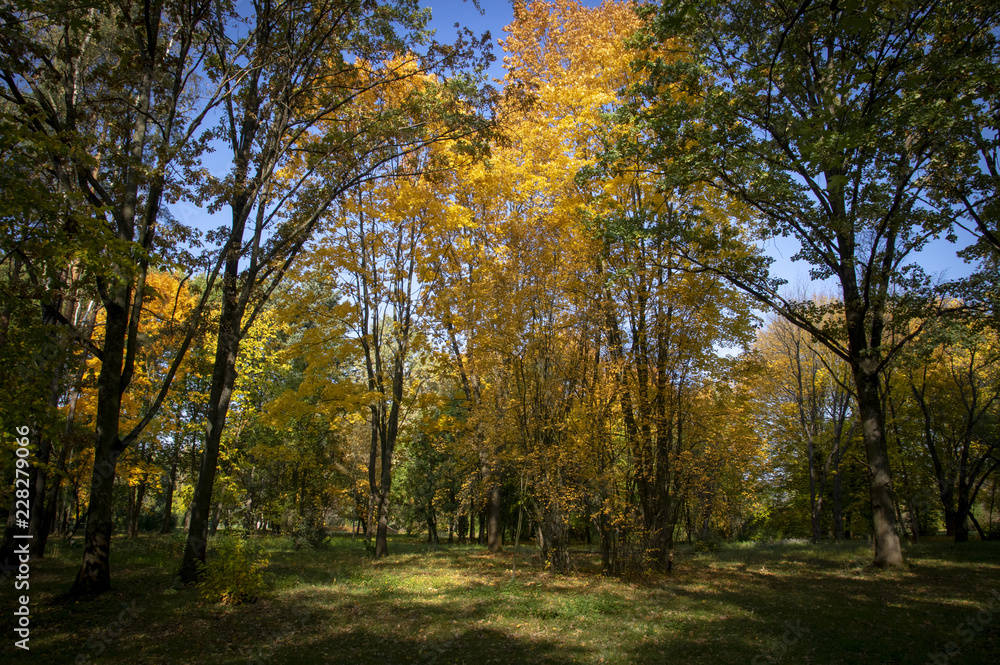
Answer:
3, 534, 999, 664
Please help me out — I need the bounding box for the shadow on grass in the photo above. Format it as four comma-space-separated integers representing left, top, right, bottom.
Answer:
4, 534, 999, 665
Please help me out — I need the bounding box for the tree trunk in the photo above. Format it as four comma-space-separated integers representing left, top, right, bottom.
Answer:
27, 433, 54, 556
955, 485, 971, 543
366, 346, 406, 559
127, 485, 137, 537
69, 290, 131, 596
374, 489, 390, 557
363, 492, 374, 539
24, 328, 70, 558
130, 478, 147, 537
537, 509, 571, 572
160, 478, 175, 534
426, 506, 438, 544
39, 425, 76, 557
179, 276, 243, 583
944, 503, 958, 538
854, 367, 903, 567
209, 501, 223, 536
487, 483, 502, 553
832, 468, 845, 540
160, 446, 179, 534
469, 499, 476, 542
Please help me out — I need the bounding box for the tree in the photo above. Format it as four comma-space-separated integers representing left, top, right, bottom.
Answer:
895, 316, 1000, 541
757, 309, 856, 542
176, 0, 493, 580
414, 0, 761, 573
922, 16, 1000, 266
1, 0, 231, 594
629, 0, 1000, 566
291, 135, 451, 558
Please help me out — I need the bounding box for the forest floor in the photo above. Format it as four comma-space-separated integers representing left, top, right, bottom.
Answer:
2, 533, 999, 664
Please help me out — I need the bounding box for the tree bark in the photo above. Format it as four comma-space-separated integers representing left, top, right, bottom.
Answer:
178, 269, 243, 583
854, 366, 903, 567
487, 483, 502, 553
69, 290, 131, 596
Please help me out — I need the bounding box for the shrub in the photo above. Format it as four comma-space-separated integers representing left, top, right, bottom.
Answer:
197, 536, 270, 605
298, 513, 329, 550
694, 531, 724, 553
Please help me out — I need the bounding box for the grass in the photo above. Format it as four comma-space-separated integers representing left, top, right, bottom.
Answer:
3, 534, 999, 664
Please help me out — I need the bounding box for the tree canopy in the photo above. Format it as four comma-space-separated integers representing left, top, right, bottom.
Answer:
2, 0, 1000, 602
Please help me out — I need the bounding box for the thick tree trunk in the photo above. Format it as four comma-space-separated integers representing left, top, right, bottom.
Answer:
537, 509, 571, 572
944, 505, 957, 537
854, 367, 903, 567
69, 293, 130, 596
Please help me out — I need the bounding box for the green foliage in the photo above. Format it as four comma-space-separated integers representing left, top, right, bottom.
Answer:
196, 536, 270, 605
297, 513, 330, 550
693, 531, 723, 553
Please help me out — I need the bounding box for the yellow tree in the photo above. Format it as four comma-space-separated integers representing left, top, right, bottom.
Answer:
176, 0, 494, 579
756, 309, 857, 542
420, 0, 760, 573
503, 0, 759, 570
418, 0, 621, 567
292, 111, 464, 556
891, 317, 1000, 541
74, 271, 205, 537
